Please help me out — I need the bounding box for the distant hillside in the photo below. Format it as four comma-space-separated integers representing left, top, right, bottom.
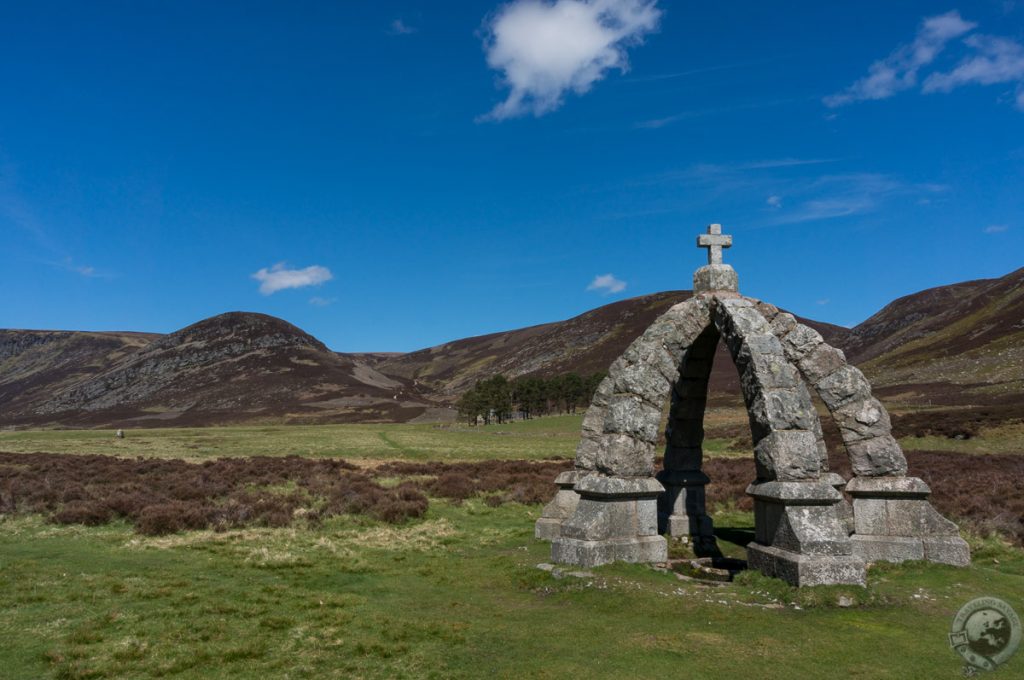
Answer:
0, 330, 160, 422
374, 291, 850, 401
1, 268, 1021, 428
1, 313, 434, 428
846, 267, 1024, 404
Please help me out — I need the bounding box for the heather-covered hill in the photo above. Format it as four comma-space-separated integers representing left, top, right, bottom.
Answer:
2, 268, 1022, 427
1, 313, 433, 428
374, 291, 851, 401
847, 267, 1024, 404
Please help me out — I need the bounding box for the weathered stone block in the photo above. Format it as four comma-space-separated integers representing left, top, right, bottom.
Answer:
580, 407, 605, 438
831, 397, 892, 443
620, 340, 680, 387
922, 536, 970, 566
552, 475, 667, 567
852, 498, 888, 535
668, 393, 707, 419
666, 418, 703, 448
535, 470, 584, 540
851, 535, 924, 563
754, 300, 780, 321
816, 365, 872, 410
753, 430, 821, 481
611, 361, 670, 406
574, 433, 601, 471
593, 434, 655, 477
693, 264, 738, 293
747, 388, 819, 443
604, 395, 661, 443
797, 343, 848, 384
781, 324, 824, 358
737, 344, 800, 392
551, 535, 667, 568
769, 312, 798, 338
845, 435, 909, 477
747, 543, 866, 587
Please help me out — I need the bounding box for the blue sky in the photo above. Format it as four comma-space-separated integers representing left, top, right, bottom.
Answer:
2, 1, 1022, 351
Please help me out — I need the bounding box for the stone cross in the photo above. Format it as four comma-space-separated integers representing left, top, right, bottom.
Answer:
697, 224, 732, 265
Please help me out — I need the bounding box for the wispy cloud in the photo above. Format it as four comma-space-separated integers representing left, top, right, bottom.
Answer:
923, 34, 1024, 109
816, 298, 830, 306
984, 224, 1009, 233
764, 173, 944, 226
480, 0, 661, 120
252, 263, 333, 295
634, 98, 806, 129
308, 296, 337, 307
1, 156, 104, 275
766, 195, 782, 208
824, 10, 976, 107
587, 273, 627, 294
625, 58, 782, 83
389, 19, 417, 35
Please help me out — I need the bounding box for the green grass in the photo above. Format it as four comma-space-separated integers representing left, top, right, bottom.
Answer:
899, 421, 1024, 455
2, 503, 1022, 679
3, 417, 1024, 677
0, 416, 588, 462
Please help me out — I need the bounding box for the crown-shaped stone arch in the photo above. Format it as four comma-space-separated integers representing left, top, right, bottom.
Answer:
536, 226, 969, 586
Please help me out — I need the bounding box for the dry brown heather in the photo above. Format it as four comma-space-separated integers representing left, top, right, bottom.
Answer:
1, 451, 1020, 544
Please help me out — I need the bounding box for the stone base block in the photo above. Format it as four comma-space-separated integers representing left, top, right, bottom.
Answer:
693, 264, 738, 293
664, 512, 714, 538
847, 475, 970, 567
747, 542, 866, 587
923, 536, 971, 567
852, 534, 924, 563
551, 535, 667, 568
533, 471, 583, 541
535, 517, 565, 541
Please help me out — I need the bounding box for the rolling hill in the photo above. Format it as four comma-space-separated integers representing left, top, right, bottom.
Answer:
1, 268, 1021, 428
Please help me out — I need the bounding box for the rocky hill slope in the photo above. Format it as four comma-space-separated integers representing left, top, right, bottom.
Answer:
1, 268, 1021, 427
374, 291, 850, 401
845, 267, 1024, 404
1, 313, 432, 427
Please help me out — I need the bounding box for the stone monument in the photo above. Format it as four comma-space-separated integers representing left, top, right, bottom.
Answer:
536, 224, 970, 586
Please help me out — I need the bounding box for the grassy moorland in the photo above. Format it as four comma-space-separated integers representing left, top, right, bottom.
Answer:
0, 414, 1022, 679
0, 416, 590, 462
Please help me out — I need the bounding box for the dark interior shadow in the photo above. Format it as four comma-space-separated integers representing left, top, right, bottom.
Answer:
714, 526, 755, 547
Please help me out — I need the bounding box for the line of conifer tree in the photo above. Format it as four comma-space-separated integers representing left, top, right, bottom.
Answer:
456, 372, 606, 425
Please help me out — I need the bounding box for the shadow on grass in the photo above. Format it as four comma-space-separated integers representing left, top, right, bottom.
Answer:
715, 526, 755, 548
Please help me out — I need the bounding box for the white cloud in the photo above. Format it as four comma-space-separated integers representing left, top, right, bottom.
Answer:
586, 273, 626, 294
816, 298, 830, 306
924, 34, 1024, 109
389, 19, 416, 35
252, 263, 333, 295
824, 11, 976, 107
481, 0, 661, 120
984, 224, 1009, 233
308, 296, 337, 307
766, 195, 782, 208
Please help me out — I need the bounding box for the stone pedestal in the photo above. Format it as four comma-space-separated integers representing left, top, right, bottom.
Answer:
535, 470, 583, 540
693, 264, 738, 294
656, 469, 716, 552
746, 480, 866, 586
847, 476, 970, 566
822, 471, 854, 536
551, 475, 667, 568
